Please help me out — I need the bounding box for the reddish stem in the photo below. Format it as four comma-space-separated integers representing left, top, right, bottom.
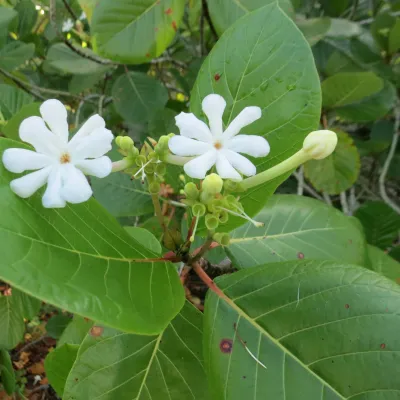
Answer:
192, 261, 227, 299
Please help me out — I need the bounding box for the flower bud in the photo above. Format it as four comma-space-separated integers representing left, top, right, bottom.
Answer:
213, 232, 230, 246
202, 173, 223, 194
116, 136, 134, 151
302, 130, 338, 160
192, 203, 206, 217
184, 182, 199, 200
205, 214, 219, 230
149, 181, 160, 194
155, 135, 172, 156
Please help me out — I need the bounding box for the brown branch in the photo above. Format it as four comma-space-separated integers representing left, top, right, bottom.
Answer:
61, 0, 78, 21
192, 261, 228, 299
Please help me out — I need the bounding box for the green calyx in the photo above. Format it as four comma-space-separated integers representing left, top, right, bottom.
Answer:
205, 214, 219, 230
213, 232, 230, 246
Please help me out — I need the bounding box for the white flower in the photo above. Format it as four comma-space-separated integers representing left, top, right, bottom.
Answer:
2, 99, 113, 208
79, 11, 87, 20
168, 94, 270, 180
62, 18, 74, 32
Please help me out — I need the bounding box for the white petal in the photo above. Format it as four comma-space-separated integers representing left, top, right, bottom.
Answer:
75, 156, 112, 178
19, 116, 64, 156
3, 148, 52, 173
168, 136, 212, 156
226, 134, 270, 157
202, 94, 226, 137
10, 166, 52, 198
183, 149, 217, 179
221, 149, 256, 176
69, 128, 113, 160
68, 114, 105, 147
215, 152, 242, 181
60, 164, 92, 204
40, 99, 69, 143
175, 112, 213, 143
224, 106, 262, 139
42, 166, 66, 208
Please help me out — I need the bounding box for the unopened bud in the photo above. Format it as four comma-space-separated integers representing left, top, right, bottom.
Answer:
116, 136, 134, 151
184, 182, 199, 200
205, 214, 219, 230
213, 232, 230, 246
303, 130, 337, 160
202, 173, 223, 194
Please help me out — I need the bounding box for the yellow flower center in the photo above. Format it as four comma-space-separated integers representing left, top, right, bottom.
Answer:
60, 153, 71, 164
214, 141, 222, 150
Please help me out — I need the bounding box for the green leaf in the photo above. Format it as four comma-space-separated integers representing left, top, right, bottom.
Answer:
58, 316, 93, 347
304, 131, 360, 195
354, 201, 400, 249
0, 42, 35, 71
206, 0, 295, 36
371, 12, 396, 51
335, 80, 396, 122
0, 84, 33, 120
46, 314, 72, 339
77, 0, 99, 23
45, 344, 79, 396
297, 18, 331, 47
91, 0, 186, 63
326, 19, 363, 38
322, 72, 383, 108
191, 3, 321, 231
44, 43, 110, 75
148, 108, 179, 140
319, 0, 348, 17
92, 172, 153, 217
0, 7, 17, 31
325, 50, 363, 76
0, 293, 24, 349
12, 288, 41, 320
63, 302, 207, 400
204, 260, 400, 399
15, 0, 37, 39
125, 227, 162, 255
0, 138, 184, 334
389, 19, 400, 54
68, 71, 106, 94
0, 349, 16, 395
367, 245, 400, 283
227, 194, 366, 268
2, 102, 40, 141
112, 71, 169, 124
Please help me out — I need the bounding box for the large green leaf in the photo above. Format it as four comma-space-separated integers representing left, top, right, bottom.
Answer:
191, 3, 321, 231
389, 19, 400, 54
0, 138, 184, 334
322, 72, 383, 108
304, 130, 360, 194
64, 302, 207, 400
0, 42, 35, 72
204, 260, 400, 399
15, 0, 37, 39
0, 292, 24, 349
58, 315, 94, 347
44, 43, 110, 75
297, 18, 331, 46
367, 245, 400, 283
319, 0, 348, 17
206, 0, 294, 36
0, 349, 15, 395
92, 171, 154, 217
355, 201, 400, 249
227, 195, 366, 268
12, 288, 41, 320
325, 19, 362, 39
0, 84, 33, 120
112, 71, 169, 124
0, 7, 17, 31
91, 0, 185, 64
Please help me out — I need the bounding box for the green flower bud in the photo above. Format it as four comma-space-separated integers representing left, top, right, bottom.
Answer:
205, 214, 219, 230
135, 155, 147, 167
117, 136, 134, 151
192, 203, 206, 217
155, 135, 171, 156
128, 146, 139, 158
155, 163, 166, 176
184, 182, 199, 200
202, 173, 223, 195
303, 130, 338, 160
149, 181, 160, 194
213, 232, 230, 246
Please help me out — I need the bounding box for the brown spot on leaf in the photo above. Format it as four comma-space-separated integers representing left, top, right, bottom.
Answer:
297, 252, 304, 259
345, 304, 350, 309
214, 73, 221, 81
380, 343, 386, 349
165, 7, 172, 14
172, 21, 177, 31
146, 53, 151, 58
220, 339, 233, 353
348, 239, 353, 244
90, 326, 103, 337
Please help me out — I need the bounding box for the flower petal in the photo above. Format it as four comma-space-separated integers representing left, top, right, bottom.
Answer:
75, 156, 112, 178
3, 148, 52, 173
223, 106, 262, 139
68, 114, 106, 147
19, 116, 64, 156
221, 149, 256, 176
42, 166, 66, 208
60, 164, 92, 204
183, 149, 217, 179
175, 112, 213, 143
10, 166, 52, 198
40, 99, 69, 143
202, 94, 226, 137
226, 134, 270, 157
168, 136, 212, 156
69, 128, 114, 160
215, 152, 242, 181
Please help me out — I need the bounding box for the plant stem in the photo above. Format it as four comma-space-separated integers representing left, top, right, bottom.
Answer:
61, 0, 78, 20
191, 235, 214, 262
164, 153, 194, 166
191, 261, 228, 299
297, 166, 304, 196
151, 193, 167, 232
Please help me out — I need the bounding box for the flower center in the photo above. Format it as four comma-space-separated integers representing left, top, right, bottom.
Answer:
214, 141, 223, 150
60, 153, 71, 164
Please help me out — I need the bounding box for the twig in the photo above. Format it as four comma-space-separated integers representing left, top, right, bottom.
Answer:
151, 57, 187, 69
49, 0, 115, 66
16, 335, 48, 355
349, 0, 359, 20
201, 0, 218, 40
322, 192, 332, 205
0, 68, 45, 100
297, 166, 304, 196
379, 105, 400, 214
191, 261, 228, 299
293, 172, 324, 201
190, 235, 214, 262
61, 0, 78, 20
340, 191, 350, 215
28, 385, 49, 395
